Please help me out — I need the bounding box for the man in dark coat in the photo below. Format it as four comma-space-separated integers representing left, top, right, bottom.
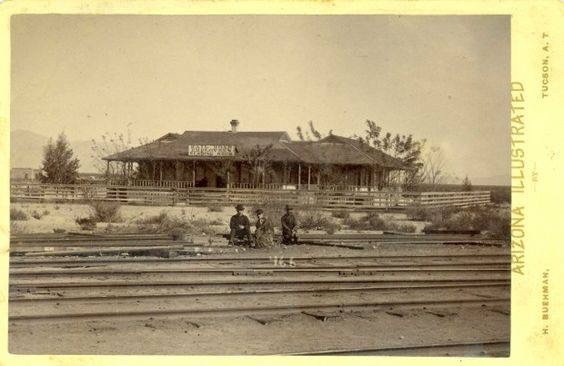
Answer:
229, 204, 251, 246
281, 204, 298, 245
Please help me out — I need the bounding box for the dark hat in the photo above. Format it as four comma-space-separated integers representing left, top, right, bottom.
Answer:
285, 205, 293, 211
255, 208, 264, 215
235, 204, 245, 211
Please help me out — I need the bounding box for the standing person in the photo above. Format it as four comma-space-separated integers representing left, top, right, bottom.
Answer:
254, 209, 274, 248
229, 204, 251, 246
281, 204, 298, 245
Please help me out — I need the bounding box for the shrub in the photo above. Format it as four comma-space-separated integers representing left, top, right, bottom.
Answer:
324, 221, 342, 235
344, 212, 387, 231
343, 212, 416, 233
296, 211, 341, 233
422, 206, 510, 239
75, 217, 97, 230
10, 208, 28, 221
405, 204, 429, 221
53, 228, 66, 234
331, 210, 350, 219
405, 205, 459, 223
136, 212, 216, 236
31, 210, 43, 220
43, 210, 50, 216
136, 211, 168, 226
385, 221, 417, 233
297, 211, 330, 231
89, 201, 123, 223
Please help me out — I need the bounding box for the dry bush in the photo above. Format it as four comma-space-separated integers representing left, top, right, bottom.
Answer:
31, 210, 43, 220
75, 217, 97, 230
405, 205, 459, 222
89, 201, 123, 223
136, 212, 216, 236
10, 208, 28, 221
297, 211, 341, 233
423, 205, 510, 239
343, 212, 416, 233
324, 221, 342, 235
384, 221, 417, 233
343, 212, 387, 231
331, 210, 351, 219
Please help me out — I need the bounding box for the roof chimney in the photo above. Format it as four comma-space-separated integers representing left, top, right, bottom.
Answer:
230, 119, 239, 133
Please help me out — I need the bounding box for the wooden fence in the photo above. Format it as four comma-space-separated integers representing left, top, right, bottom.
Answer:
10, 182, 490, 210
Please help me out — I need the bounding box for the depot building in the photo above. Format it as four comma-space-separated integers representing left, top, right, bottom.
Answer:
104, 120, 407, 190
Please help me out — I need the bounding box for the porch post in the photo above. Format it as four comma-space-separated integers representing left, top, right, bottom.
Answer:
175, 161, 181, 181
283, 161, 287, 185
317, 166, 321, 186
192, 160, 196, 187
298, 163, 301, 190
159, 161, 163, 181
105, 160, 110, 178
152, 161, 156, 181
307, 165, 311, 190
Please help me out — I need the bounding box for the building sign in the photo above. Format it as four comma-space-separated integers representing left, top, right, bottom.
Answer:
187, 145, 236, 157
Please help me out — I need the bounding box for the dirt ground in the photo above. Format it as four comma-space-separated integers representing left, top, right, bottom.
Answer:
10, 202, 426, 234
9, 305, 509, 355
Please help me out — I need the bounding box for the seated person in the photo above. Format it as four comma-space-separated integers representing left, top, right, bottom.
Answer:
281, 205, 298, 245
229, 204, 251, 246
254, 209, 274, 248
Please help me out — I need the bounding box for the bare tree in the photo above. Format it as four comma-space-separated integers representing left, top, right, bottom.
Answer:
209, 160, 235, 186
240, 144, 274, 186
90, 123, 150, 176
421, 146, 449, 188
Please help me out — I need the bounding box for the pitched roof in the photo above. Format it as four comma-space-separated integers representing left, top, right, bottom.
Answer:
317, 135, 406, 169
104, 130, 290, 161
104, 130, 406, 169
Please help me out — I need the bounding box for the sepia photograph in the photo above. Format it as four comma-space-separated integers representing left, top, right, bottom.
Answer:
8, 14, 511, 356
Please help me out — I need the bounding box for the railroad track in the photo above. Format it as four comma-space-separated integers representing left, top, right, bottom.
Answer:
9, 253, 510, 266
285, 340, 510, 356
8, 233, 510, 356
10, 280, 509, 301
10, 297, 510, 322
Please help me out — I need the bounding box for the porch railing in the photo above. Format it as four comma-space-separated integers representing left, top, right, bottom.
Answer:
10, 182, 491, 209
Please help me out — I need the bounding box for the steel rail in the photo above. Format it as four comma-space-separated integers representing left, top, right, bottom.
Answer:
284, 340, 510, 356
9, 253, 511, 266
9, 281, 510, 302
10, 277, 511, 288
9, 266, 510, 276
8, 261, 512, 272
9, 297, 510, 322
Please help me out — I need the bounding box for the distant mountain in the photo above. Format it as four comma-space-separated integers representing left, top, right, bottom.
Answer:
10, 129, 99, 173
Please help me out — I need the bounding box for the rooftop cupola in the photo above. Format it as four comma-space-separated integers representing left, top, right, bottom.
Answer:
230, 119, 239, 133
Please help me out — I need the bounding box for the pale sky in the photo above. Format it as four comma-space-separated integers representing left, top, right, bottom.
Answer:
11, 15, 510, 184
